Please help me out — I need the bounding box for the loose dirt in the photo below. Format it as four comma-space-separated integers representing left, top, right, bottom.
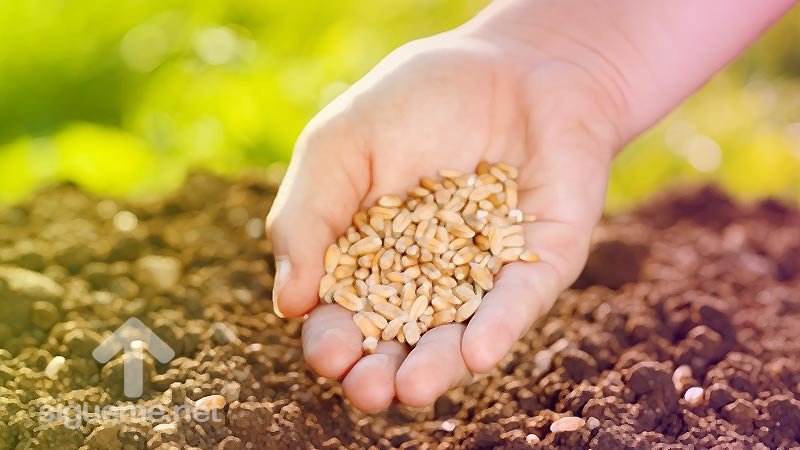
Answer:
1, 176, 799, 449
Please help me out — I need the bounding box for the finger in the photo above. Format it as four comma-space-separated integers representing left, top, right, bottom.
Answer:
302, 304, 363, 379
342, 340, 408, 413
395, 324, 471, 407
461, 219, 585, 374
266, 120, 369, 318
461, 259, 561, 374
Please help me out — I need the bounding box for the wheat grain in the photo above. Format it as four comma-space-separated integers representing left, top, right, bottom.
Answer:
353, 313, 381, 338
550, 416, 585, 433
402, 321, 421, 345
672, 364, 692, 392
455, 296, 481, 322
318, 162, 537, 345
195, 395, 227, 411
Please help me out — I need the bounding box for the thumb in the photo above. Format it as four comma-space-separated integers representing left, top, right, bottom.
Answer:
266, 123, 368, 318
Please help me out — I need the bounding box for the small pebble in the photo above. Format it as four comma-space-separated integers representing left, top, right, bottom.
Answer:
525, 433, 541, 444
586, 416, 600, 430
44, 356, 66, 380
195, 394, 227, 411
684, 386, 705, 407
440, 421, 455, 432
550, 416, 585, 433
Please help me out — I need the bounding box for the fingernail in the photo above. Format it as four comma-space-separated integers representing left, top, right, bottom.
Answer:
273, 257, 291, 318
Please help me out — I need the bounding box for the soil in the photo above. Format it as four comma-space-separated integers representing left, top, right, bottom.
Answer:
1, 175, 800, 450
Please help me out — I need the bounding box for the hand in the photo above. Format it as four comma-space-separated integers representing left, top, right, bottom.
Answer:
266, 25, 625, 411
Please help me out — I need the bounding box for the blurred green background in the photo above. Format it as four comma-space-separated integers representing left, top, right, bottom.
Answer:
1, 0, 799, 211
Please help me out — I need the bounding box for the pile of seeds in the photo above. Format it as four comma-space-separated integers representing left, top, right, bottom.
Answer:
319, 162, 538, 347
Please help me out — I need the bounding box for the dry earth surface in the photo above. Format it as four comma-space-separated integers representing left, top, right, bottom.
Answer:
1, 174, 799, 449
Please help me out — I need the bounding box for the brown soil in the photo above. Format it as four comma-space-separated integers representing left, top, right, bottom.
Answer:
1, 176, 799, 450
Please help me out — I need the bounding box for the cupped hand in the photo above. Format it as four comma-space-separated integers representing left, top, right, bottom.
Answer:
266, 28, 626, 412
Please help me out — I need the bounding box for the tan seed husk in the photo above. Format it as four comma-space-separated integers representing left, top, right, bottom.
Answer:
381, 317, 403, 340
333, 291, 366, 311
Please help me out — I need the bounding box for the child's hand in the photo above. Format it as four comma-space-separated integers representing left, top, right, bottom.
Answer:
266, 27, 622, 411
267, 0, 794, 411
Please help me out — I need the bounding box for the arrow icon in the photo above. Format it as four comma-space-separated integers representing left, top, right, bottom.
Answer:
92, 317, 175, 398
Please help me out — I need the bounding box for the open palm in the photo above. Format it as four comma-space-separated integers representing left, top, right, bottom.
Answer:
267, 31, 621, 411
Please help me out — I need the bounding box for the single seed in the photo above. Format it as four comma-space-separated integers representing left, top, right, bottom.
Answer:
362, 311, 389, 329
403, 266, 421, 280
45, 356, 66, 380
454, 283, 475, 302
355, 279, 369, 297
550, 416, 585, 433
505, 182, 518, 208
338, 254, 357, 266
369, 284, 397, 298
413, 204, 437, 221
349, 237, 382, 255
333, 291, 366, 311
402, 321, 421, 346
373, 301, 405, 320
409, 295, 429, 321
455, 296, 481, 322
333, 264, 356, 279
409, 186, 430, 198
378, 194, 403, 208
324, 244, 341, 273
369, 205, 399, 219
470, 263, 494, 290
392, 209, 413, 234
319, 274, 336, 300
503, 234, 525, 247
438, 169, 463, 178
436, 209, 463, 225
382, 318, 404, 340
421, 263, 442, 280
431, 308, 456, 326
499, 247, 524, 261
520, 250, 539, 262
195, 395, 227, 411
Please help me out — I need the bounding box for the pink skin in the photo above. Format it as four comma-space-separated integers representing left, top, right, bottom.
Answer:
267, 0, 797, 411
